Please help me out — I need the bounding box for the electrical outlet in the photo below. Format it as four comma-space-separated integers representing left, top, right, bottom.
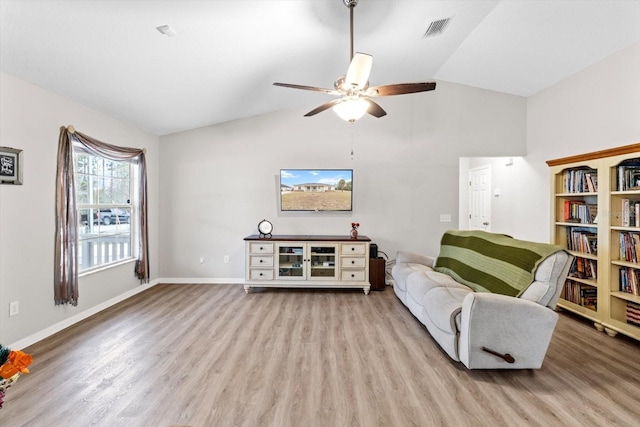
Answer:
224, 255, 230, 264
9, 301, 19, 317
440, 214, 452, 222
199, 257, 204, 264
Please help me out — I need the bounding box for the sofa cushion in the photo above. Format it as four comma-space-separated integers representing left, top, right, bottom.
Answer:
391, 262, 433, 294
405, 270, 469, 323
407, 270, 468, 301
423, 287, 472, 335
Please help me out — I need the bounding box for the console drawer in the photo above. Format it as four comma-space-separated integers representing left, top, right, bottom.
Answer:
250, 269, 274, 280
250, 256, 274, 267
341, 270, 366, 281
341, 243, 366, 256
341, 257, 366, 268
249, 242, 274, 254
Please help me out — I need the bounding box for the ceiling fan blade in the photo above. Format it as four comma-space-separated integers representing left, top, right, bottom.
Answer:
273, 82, 338, 95
365, 98, 387, 118
368, 82, 436, 97
345, 52, 373, 89
304, 99, 343, 117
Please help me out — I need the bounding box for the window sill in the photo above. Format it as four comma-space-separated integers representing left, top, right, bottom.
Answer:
79, 257, 136, 278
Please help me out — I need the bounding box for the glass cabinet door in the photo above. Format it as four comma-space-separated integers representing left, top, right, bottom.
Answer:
308, 244, 338, 280
277, 244, 305, 279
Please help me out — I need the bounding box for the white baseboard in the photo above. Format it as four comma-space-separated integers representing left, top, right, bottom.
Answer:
9, 280, 159, 350
157, 278, 244, 284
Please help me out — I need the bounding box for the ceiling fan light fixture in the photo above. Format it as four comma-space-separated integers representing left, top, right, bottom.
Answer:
273, 0, 435, 121
333, 98, 369, 122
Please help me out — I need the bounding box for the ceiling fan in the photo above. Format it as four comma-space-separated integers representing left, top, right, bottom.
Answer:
273, 0, 436, 122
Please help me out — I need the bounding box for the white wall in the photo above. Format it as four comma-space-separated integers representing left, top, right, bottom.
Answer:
523, 42, 640, 241
0, 71, 160, 346
158, 80, 526, 278
459, 43, 640, 243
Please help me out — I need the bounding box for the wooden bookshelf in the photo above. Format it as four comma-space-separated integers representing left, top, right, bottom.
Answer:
548, 143, 640, 341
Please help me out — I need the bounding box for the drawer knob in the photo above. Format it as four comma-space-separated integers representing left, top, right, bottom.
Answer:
351, 247, 355, 251
351, 273, 355, 278
259, 259, 263, 263
259, 273, 263, 277
351, 260, 355, 264
260, 246, 263, 250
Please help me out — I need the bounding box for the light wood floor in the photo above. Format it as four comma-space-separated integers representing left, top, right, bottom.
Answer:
2, 284, 640, 427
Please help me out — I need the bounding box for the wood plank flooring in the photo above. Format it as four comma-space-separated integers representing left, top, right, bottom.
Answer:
1, 284, 639, 426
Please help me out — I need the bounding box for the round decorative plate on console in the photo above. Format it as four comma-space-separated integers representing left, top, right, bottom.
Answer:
257, 219, 273, 238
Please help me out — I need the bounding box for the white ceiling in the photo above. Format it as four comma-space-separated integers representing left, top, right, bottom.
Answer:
1, 0, 639, 136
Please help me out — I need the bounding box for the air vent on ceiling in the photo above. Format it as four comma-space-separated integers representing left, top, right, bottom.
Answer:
423, 17, 452, 38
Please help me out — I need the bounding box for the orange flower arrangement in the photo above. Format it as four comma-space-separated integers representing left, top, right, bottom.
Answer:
0, 345, 32, 409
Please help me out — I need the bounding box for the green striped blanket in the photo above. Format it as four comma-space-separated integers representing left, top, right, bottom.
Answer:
434, 230, 563, 297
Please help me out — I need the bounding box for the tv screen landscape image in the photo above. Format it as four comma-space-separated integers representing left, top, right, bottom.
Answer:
280, 169, 353, 211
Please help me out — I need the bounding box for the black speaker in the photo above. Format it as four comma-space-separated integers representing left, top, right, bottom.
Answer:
370, 243, 378, 258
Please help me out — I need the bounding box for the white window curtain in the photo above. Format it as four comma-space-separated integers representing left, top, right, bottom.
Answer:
54, 126, 149, 306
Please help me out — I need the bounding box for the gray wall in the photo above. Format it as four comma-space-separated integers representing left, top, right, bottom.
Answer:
0, 71, 160, 346
158, 80, 526, 279
459, 43, 640, 243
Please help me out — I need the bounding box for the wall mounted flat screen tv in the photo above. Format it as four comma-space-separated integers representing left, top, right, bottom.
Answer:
280, 169, 353, 212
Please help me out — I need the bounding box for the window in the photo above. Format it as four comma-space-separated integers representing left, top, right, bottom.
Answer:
55, 126, 149, 306
73, 144, 136, 271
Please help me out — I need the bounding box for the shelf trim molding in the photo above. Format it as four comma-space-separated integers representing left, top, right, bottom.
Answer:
546, 142, 640, 167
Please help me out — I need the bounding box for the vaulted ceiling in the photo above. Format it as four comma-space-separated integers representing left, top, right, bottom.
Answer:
1, 0, 638, 135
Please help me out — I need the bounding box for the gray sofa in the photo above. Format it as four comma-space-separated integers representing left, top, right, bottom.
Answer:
391, 230, 573, 369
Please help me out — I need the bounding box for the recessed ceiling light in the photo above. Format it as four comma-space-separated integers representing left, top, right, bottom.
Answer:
156, 25, 177, 37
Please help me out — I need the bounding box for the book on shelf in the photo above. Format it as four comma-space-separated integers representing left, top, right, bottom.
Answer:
562, 168, 598, 193
562, 280, 597, 310
563, 200, 597, 224
580, 287, 597, 310
627, 302, 640, 327
619, 232, 640, 263
617, 160, 640, 191
569, 256, 597, 280
585, 173, 597, 193
567, 227, 597, 254
619, 267, 640, 295
620, 198, 640, 227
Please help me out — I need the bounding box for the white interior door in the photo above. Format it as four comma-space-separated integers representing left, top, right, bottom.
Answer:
469, 165, 491, 231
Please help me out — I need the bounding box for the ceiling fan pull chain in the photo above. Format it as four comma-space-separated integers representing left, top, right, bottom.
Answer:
348, 123, 355, 160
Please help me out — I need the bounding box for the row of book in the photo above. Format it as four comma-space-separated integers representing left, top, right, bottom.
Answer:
562, 168, 598, 193
569, 256, 597, 280
627, 302, 640, 327
563, 200, 597, 224
619, 232, 640, 263
617, 162, 640, 191
620, 198, 640, 227
619, 267, 640, 295
566, 227, 597, 254
562, 280, 597, 310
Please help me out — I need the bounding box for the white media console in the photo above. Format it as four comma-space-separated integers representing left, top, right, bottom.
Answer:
244, 234, 371, 294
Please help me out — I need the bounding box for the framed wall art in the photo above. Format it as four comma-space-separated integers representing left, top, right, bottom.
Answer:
0, 146, 23, 185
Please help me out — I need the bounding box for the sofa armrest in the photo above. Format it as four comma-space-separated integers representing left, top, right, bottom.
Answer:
458, 293, 559, 369
395, 250, 436, 267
